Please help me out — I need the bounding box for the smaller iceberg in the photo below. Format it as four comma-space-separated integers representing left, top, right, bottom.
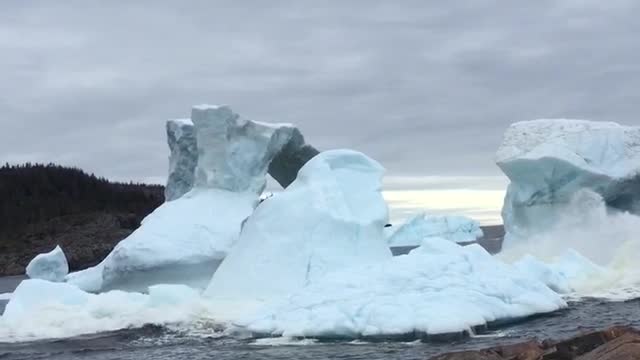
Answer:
387, 214, 483, 247
26, 245, 69, 282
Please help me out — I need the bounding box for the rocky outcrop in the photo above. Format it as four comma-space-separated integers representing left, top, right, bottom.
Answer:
165, 119, 197, 201
496, 119, 640, 244
430, 326, 640, 360
0, 211, 154, 276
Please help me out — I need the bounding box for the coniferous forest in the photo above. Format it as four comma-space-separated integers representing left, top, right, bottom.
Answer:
0, 163, 164, 275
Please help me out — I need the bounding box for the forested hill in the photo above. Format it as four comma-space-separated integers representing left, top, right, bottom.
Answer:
0, 163, 164, 275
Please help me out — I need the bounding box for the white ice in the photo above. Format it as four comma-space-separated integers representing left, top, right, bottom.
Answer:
204, 150, 392, 313
499, 190, 640, 300
387, 213, 483, 246
26, 245, 69, 282
239, 238, 565, 338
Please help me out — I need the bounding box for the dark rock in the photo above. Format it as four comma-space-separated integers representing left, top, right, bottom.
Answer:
577, 332, 640, 360
0, 212, 151, 275
430, 327, 640, 360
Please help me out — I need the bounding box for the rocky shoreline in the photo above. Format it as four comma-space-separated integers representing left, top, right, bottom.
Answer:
431, 326, 640, 360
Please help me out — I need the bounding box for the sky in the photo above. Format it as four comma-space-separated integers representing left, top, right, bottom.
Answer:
2, 0, 640, 224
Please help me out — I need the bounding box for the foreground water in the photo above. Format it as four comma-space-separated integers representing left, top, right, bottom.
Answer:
1, 295, 639, 360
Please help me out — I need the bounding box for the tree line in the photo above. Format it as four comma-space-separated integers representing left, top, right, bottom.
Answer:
0, 163, 164, 237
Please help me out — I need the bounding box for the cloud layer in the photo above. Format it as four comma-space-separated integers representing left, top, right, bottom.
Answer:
2, 0, 640, 193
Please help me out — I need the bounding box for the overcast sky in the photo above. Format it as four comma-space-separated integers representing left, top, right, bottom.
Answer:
2, 1, 640, 222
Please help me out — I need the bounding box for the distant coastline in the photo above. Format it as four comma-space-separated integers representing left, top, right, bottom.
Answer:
0, 163, 163, 276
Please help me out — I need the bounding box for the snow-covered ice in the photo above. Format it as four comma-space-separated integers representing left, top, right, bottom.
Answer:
496, 119, 640, 244
26, 245, 69, 282
386, 213, 483, 246
205, 150, 392, 310
240, 238, 566, 338
0, 293, 11, 300
165, 118, 197, 201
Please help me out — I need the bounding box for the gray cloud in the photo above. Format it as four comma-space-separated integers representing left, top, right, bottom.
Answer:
2, 0, 640, 188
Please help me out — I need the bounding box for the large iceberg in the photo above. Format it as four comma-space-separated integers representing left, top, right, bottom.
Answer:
67, 105, 298, 292
25, 245, 69, 282
497, 119, 640, 243
386, 213, 483, 247
240, 238, 565, 339
165, 119, 197, 201
204, 150, 392, 310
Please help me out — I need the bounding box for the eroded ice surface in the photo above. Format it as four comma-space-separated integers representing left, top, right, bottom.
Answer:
165, 118, 197, 201
240, 238, 566, 338
191, 105, 296, 194
205, 150, 391, 312
26, 245, 69, 282
386, 213, 483, 247
497, 119, 640, 243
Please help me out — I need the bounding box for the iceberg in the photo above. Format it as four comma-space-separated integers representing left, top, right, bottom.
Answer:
204, 150, 392, 310
66, 105, 298, 292
25, 245, 69, 282
240, 238, 566, 339
386, 213, 483, 247
165, 119, 197, 201
496, 119, 640, 243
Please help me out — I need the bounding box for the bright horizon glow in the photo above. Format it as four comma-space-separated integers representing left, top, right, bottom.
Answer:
384, 189, 506, 225
147, 174, 509, 225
